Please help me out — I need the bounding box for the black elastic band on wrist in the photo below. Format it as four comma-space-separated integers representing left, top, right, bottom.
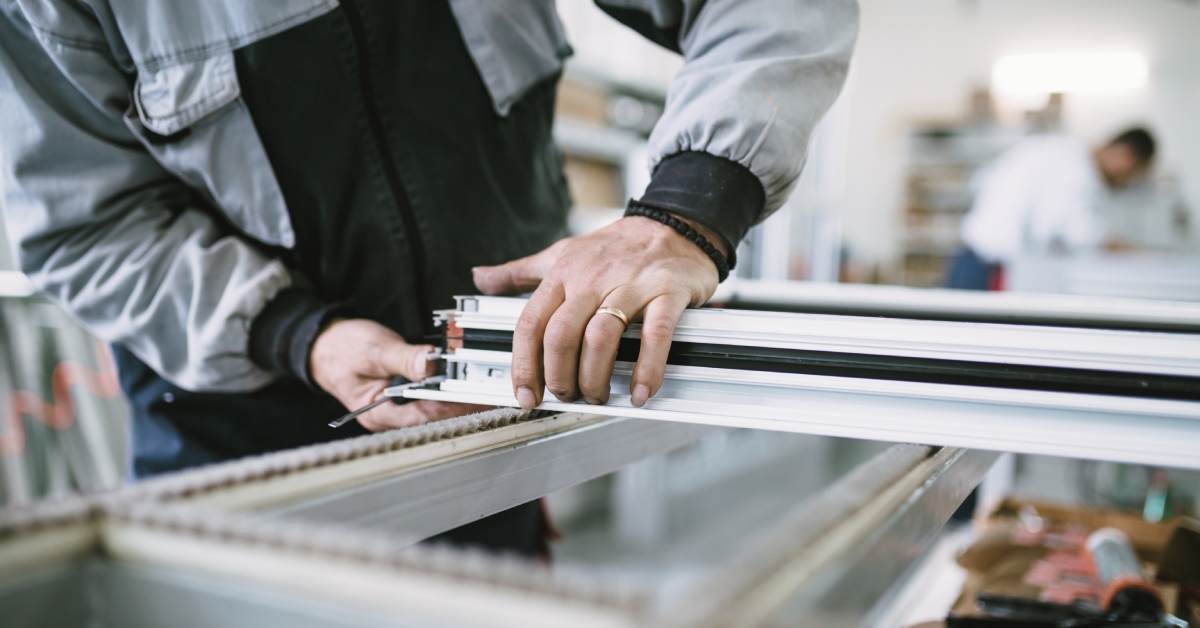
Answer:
625, 201, 731, 282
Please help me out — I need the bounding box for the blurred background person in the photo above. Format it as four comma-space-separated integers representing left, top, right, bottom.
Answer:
945, 127, 1157, 290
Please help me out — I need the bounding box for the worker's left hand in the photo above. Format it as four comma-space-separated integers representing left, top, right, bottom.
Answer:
472, 215, 727, 410
310, 319, 490, 431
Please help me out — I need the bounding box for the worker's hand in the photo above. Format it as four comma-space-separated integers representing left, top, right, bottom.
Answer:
472, 215, 726, 409
310, 319, 489, 431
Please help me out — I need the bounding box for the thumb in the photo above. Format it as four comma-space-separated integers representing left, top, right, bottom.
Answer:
473, 248, 556, 296
379, 342, 437, 382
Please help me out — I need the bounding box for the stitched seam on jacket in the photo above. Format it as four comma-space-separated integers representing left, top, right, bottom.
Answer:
138, 1, 338, 72
160, 80, 238, 132
136, 59, 239, 133
28, 23, 109, 52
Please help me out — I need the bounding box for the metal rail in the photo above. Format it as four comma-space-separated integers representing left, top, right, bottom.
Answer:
2, 440, 989, 627
252, 416, 717, 543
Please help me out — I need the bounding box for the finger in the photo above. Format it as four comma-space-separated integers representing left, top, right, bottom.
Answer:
358, 400, 428, 432
359, 400, 485, 432
542, 291, 604, 403
418, 401, 493, 422
473, 247, 558, 296
379, 342, 437, 382
511, 280, 565, 409
577, 289, 642, 405
629, 293, 689, 407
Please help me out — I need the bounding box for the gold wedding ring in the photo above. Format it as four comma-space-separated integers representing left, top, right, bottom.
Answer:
596, 306, 629, 327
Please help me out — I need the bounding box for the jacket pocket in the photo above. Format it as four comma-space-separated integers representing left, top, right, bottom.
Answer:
448, 0, 572, 117
125, 52, 296, 249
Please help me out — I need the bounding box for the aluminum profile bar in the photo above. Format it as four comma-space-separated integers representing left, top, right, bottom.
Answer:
401, 296, 1200, 469
0, 398, 990, 628
92, 444, 990, 627
115, 408, 715, 546
251, 416, 718, 543
675, 447, 998, 627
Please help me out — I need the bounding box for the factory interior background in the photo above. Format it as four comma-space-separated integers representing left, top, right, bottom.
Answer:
1, 1, 1199, 626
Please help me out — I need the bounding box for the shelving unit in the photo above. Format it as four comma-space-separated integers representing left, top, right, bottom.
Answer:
553, 73, 663, 235
900, 124, 1021, 287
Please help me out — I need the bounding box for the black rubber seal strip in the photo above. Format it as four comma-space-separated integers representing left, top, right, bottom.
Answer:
457, 329, 1200, 402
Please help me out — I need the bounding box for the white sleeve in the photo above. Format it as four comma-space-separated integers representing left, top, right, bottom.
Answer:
960, 159, 1030, 265
1034, 158, 1105, 252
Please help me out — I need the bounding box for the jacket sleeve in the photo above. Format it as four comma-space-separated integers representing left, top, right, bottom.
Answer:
0, 6, 303, 393
597, 0, 859, 249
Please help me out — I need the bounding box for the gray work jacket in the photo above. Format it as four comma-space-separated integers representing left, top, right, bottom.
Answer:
0, 0, 858, 393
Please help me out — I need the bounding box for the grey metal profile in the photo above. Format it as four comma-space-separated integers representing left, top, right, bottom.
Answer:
253, 416, 718, 543
1, 429, 989, 627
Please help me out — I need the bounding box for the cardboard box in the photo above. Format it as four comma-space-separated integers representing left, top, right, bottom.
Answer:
950, 498, 1199, 624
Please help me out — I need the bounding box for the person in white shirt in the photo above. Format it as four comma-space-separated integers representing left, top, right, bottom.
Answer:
946, 128, 1156, 290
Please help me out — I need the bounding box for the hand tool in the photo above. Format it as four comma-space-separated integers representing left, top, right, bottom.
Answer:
328, 376, 410, 428
328, 352, 447, 428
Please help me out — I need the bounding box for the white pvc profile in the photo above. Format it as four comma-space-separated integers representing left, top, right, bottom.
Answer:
404, 354, 1200, 470
448, 296, 1200, 377
417, 296, 1200, 469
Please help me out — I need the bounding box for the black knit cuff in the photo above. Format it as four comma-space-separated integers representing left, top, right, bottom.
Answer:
637, 151, 766, 258
248, 288, 351, 388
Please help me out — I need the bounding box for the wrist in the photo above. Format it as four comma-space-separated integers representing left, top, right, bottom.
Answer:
248, 288, 352, 389
637, 151, 765, 251
665, 213, 731, 258
624, 201, 732, 282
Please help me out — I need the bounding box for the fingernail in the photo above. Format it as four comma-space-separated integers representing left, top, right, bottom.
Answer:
516, 387, 537, 409
548, 389, 577, 403
631, 384, 651, 408
583, 396, 601, 406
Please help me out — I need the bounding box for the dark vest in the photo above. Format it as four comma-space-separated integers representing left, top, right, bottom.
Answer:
114, 0, 570, 553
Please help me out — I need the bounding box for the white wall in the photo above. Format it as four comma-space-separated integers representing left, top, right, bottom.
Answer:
556, 1, 682, 95
843, 0, 1200, 265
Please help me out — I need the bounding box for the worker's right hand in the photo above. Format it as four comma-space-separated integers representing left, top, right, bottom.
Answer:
309, 319, 488, 431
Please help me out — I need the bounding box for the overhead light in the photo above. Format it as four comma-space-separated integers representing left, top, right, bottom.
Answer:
992, 52, 1148, 94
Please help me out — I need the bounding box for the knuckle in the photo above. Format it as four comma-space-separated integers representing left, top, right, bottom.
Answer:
583, 321, 613, 352
549, 257, 573, 276
578, 382, 600, 398
543, 320, 578, 352
642, 318, 676, 343
515, 311, 542, 335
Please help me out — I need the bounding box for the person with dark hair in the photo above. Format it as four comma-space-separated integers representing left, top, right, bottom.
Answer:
946, 127, 1157, 290
1099, 128, 1157, 187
